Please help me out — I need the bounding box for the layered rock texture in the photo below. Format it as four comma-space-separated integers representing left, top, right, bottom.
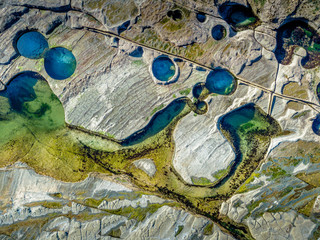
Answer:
1, 0, 320, 239
0, 163, 234, 240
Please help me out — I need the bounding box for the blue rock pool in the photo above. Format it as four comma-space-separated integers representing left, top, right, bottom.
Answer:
44, 47, 77, 80
122, 98, 186, 146
152, 56, 176, 82
205, 69, 236, 95
211, 25, 226, 41
17, 31, 49, 59
196, 12, 206, 23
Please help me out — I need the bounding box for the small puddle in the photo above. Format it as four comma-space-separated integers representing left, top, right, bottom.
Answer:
312, 114, 320, 135
196, 12, 206, 23
129, 46, 143, 58
211, 25, 227, 41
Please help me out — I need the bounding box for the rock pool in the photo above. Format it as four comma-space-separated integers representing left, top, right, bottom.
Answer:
16, 31, 49, 59
196, 12, 206, 23
205, 69, 236, 95
152, 56, 176, 82
44, 47, 76, 80
122, 98, 186, 146
211, 25, 226, 41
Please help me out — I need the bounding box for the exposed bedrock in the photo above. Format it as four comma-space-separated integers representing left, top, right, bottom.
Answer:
0, 163, 235, 240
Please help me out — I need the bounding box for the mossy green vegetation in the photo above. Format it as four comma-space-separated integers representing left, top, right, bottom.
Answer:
175, 225, 184, 237
150, 103, 165, 116
191, 176, 213, 186
179, 88, 191, 96
236, 172, 261, 193
25, 201, 63, 209
203, 222, 214, 235
212, 168, 229, 180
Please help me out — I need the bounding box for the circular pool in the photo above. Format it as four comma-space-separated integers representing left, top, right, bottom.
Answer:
151, 56, 176, 82
205, 69, 236, 95
17, 31, 49, 59
44, 47, 76, 80
211, 25, 226, 41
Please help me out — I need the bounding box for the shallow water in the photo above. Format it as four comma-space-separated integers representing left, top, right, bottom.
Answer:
152, 57, 176, 82
205, 69, 235, 95
230, 11, 256, 27
44, 47, 76, 80
216, 103, 279, 187
0, 72, 65, 146
17, 32, 49, 59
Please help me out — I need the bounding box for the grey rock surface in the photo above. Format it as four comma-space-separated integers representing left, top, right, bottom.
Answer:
133, 158, 157, 177
246, 211, 316, 240
0, 163, 234, 240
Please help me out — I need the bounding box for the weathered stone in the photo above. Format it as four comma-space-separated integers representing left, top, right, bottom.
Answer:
133, 158, 157, 177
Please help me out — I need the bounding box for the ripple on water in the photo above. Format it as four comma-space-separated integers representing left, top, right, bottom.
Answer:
44, 47, 77, 80
17, 31, 49, 59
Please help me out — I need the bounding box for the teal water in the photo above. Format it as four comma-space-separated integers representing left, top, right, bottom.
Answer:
221, 104, 255, 130
122, 98, 186, 146
205, 69, 236, 95
17, 32, 49, 59
44, 47, 76, 80
231, 11, 256, 27
152, 56, 176, 82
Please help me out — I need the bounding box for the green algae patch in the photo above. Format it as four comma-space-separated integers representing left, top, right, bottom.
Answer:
25, 201, 63, 209
237, 172, 261, 193
179, 88, 191, 96
175, 225, 184, 237
105, 203, 178, 222
203, 222, 214, 235
85, 0, 139, 27
191, 176, 213, 186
